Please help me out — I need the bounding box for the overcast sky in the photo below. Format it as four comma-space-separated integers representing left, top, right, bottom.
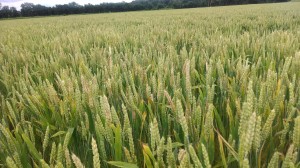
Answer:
0, 0, 133, 10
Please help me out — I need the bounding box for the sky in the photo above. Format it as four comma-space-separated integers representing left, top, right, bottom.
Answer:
0, 0, 133, 10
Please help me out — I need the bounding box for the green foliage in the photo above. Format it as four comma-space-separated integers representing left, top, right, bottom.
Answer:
0, 2, 299, 168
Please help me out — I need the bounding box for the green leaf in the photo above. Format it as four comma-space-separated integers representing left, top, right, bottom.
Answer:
142, 144, 156, 163
172, 142, 184, 148
63, 128, 74, 147
217, 134, 228, 168
107, 161, 138, 168
51, 131, 66, 138
214, 109, 226, 136
214, 129, 238, 161
0, 79, 8, 96
143, 151, 153, 168
22, 133, 42, 161
112, 125, 122, 161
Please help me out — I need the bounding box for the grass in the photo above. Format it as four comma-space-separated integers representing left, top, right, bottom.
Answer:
0, 2, 299, 168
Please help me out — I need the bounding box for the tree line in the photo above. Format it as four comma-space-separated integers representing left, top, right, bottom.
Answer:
0, 0, 289, 19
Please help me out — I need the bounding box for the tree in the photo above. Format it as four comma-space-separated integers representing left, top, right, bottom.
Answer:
68, 2, 83, 14
0, 6, 10, 18
68, 2, 81, 7
10, 7, 19, 17
21, 3, 35, 16
33, 5, 50, 16
1, 0, 290, 19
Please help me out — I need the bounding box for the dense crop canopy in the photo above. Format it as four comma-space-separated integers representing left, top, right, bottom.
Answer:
0, 2, 299, 168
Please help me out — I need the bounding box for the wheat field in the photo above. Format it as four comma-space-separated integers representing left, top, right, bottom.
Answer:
0, 2, 299, 168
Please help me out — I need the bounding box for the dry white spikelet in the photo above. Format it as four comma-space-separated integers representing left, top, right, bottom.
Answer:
239, 112, 256, 161
267, 152, 279, 168
101, 95, 112, 124
65, 149, 72, 168
92, 137, 101, 168
188, 145, 203, 168
292, 116, 300, 148
6, 157, 18, 168
43, 126, 50, 153
282, 144, 294, 168
262, 110, 276, 140
176, 99, 189, 138
185, 60, 192, 103
72, 153, 85, 168
201, 143, 211, 168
